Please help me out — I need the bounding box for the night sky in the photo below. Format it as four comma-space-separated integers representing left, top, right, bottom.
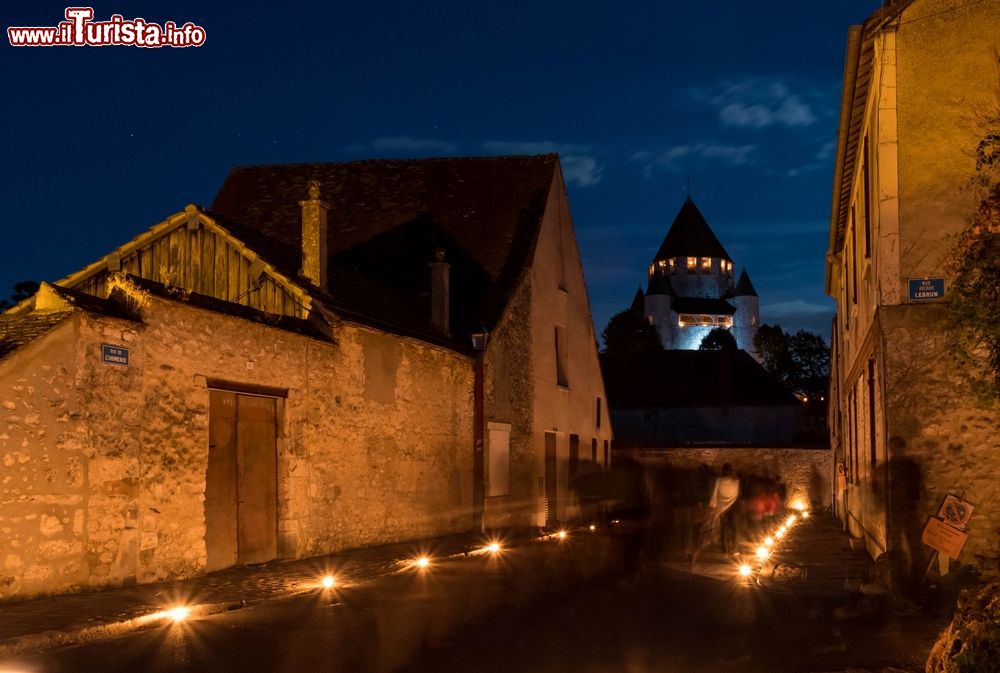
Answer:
1, 1, 878, 340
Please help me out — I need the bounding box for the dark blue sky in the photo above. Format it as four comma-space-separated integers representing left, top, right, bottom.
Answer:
2, 1, 877, 339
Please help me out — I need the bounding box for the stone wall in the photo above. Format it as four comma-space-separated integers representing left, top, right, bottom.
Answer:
1, 314, 92, 599
1, 292, 475, 600
621, 446, 833, 509
612, 405, 800, 447
881, 306, 999, 571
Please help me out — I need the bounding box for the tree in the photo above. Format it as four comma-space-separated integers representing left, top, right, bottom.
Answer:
699, 328, 737, 351
0, 281, 39, 311
789, 329, 830, 398
754, 323, 830, 397
754, 323, 793, 384
947, 180, 1000, 400
601, 309, 663, 354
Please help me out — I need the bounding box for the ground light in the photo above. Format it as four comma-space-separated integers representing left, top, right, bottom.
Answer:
557, 530, 568, 541
165, 606, 190, 623
786, 514, 797, 526
414, 556, 431, 569
589, 524, 596, 531
802, 510, 810, 519
486, 542, 502, 554
738, 563, 752, 578
763, 536, 774, 547
775, 527, 786, 539
321, 575, 336, 589
755, 546, 769, 561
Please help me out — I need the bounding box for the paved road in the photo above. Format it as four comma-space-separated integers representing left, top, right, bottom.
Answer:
2, 559, 939, 673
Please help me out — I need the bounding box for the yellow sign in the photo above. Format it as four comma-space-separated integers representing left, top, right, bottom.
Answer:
921, 517, 968, 559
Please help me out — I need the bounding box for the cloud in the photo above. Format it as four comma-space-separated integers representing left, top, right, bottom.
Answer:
760, 299, 836, 337
633, 143, 755, 176
345, 136, 458, 154
785, 138, 838, 177
761, 299, 834, 316
482, 140, 604, 187
698, 78, 819, 129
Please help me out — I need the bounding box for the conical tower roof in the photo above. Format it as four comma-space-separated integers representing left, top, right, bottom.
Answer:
734, 269, 758, 297
652, 197, 732, 263
629, 286, 645, 315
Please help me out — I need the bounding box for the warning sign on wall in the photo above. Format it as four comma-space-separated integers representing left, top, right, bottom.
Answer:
921, 517, 969, 559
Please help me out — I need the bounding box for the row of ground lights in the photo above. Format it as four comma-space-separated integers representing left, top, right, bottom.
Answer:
152, 526, 590, 623
738, 505, 810, 579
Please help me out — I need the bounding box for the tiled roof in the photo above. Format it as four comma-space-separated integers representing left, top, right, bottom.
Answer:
734, 269, 758, 297
670, 297, 736, 316
652, 197, 731, 262
0, 285, 138, 362
601, 350, 800, 408
210, 155, 558, 342
0, 311, 74, 362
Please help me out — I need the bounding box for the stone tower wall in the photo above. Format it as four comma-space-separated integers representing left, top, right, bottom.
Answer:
644, 294, 675, 349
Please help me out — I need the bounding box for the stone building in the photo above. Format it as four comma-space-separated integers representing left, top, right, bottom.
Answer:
0, 154, 613, 600
640, 197, 760, 354
826, 0, 1000, 582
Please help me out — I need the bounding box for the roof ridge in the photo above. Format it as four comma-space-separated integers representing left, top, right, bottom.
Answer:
226, 153, 560, 172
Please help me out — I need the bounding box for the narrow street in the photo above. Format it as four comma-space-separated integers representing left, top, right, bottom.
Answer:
1, 517, 944, 673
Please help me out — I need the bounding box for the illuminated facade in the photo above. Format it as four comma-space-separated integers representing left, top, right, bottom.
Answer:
826, 0, 1000, 584
0, 155, 612, 600
641, 198, 759, 354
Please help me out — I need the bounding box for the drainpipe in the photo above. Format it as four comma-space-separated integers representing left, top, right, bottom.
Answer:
471, 330, 489, 532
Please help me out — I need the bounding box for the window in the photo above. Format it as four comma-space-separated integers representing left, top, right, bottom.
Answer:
668, 258, 676, 272
554, 325, 568, 387
595, 397, 602, 428
686, 256, 697, 271
487, 422, 511, 497
863, 136, 872, 259
701, 257, 712, 273
850, 208, 858, 305
726, 260, 733, 274
648, 264, 655, 277
591, 438, 598, 462
868, 359, 877, 472
657, 260, 667, 270
569, 434, 579, 484
603, 440, 609, 469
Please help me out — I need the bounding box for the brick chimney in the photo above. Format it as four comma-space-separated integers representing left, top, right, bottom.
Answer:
429, 248, 451, 336
299, 180, 328, 289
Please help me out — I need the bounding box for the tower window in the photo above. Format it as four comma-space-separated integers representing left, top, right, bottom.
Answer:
686, 257, 696, 271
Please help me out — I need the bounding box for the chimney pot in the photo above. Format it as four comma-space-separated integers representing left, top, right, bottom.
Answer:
299, 181, 329, 290
429, 248, 451, 336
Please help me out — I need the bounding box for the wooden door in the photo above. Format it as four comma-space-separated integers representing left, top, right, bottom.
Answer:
206, 391, 238, 571
205, 390, 277, 570
544, 432, 557, 527
236, 395, 277, 564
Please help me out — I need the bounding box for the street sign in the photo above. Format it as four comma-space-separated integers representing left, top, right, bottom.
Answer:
908, 277, 945, 301
922, 516, 968, 559
101, 344, 130, 366
938, 495, 974, 530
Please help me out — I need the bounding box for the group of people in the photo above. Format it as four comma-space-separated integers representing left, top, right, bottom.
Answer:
644, 462, 792, 561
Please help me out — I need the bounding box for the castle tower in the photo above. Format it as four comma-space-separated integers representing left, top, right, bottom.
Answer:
642, 197, 738, 350
731, 269, 760, 357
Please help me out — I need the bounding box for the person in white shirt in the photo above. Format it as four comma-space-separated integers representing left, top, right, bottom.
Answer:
708, 463, 741, 554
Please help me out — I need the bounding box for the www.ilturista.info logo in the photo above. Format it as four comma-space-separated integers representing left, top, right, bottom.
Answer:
8, 7, 206, 48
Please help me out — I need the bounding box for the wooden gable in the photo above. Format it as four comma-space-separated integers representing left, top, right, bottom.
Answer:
51, 206, 312, 320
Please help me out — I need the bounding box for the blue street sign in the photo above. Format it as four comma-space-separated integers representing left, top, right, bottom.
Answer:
101, 344, 129, 366
908, 277, 945, 301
